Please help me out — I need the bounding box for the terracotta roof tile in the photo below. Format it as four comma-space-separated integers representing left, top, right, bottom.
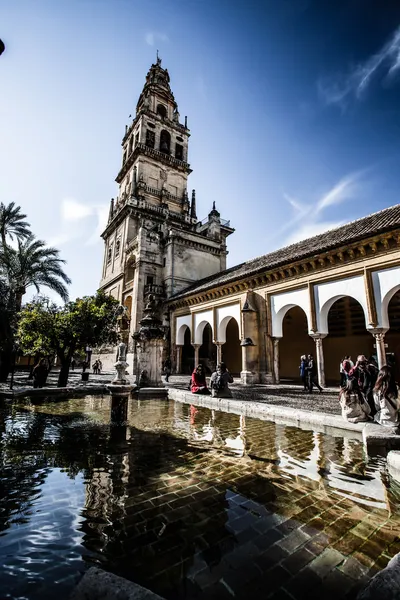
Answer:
170, 203, 400, 301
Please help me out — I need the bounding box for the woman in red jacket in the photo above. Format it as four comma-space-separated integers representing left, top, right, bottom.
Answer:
191, 365, 210, 395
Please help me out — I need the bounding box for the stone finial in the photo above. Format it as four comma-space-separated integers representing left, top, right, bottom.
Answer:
190, 190, 197, 219
108, 198, 114, 222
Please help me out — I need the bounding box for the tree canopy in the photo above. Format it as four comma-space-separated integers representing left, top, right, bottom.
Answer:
0, 201, 71, 381
17, 292, 120, 386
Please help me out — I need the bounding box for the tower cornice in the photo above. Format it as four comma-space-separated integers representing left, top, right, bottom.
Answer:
116, 143, 192, 183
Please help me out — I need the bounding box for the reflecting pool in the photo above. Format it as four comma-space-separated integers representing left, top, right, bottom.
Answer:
1, 396, 400, 600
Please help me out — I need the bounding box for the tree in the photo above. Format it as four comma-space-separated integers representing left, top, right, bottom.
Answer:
17, 292, 120, 387
0, 202, 30, 248
0, 234, 71, 310
0, 276, 17, 381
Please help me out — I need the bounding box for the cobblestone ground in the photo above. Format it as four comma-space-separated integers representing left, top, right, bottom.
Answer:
1, 397, 399, 600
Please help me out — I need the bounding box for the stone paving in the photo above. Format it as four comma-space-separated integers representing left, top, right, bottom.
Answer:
2, 396, 400, 600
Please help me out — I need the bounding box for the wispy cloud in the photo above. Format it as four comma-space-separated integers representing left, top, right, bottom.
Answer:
50, 198, 108, 247
145, 32, 169, 47
280, 170, 365, 245
319, 25, 400, 107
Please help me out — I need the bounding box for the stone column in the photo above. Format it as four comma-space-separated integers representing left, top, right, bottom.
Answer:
370, 329, 388, 369
312, 335, 326, 388
176, 345, 182, 374
216, 343, 222, 365
193, 344, 200, 367
273, 338, 280, 384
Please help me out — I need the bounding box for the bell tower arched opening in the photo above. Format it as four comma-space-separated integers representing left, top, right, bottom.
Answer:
159, 130, 171, 154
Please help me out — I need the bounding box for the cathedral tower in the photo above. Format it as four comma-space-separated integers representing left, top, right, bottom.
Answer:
99, 58, 234, 363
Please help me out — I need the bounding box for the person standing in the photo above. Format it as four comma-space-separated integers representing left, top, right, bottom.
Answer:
71, 358, 76, 371
32, 358, 49, 388
306, 354, 323, 393
164, 358, 172, 382
299, 355, 308, 391
210, 362, 234, 398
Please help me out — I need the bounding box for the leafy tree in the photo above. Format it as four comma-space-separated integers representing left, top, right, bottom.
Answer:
0, 201, 31, 248
0, 235, 71, 311
17, 292, 120, 387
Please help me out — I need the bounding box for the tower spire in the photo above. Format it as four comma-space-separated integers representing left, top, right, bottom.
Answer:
190, 190, 197, 219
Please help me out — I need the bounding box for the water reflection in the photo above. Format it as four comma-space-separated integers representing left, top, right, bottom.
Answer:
0, 397, 400, 600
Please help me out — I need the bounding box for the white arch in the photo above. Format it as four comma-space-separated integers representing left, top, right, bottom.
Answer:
176, 324, 190, 346
270, 288, 311, 338
218, 315, 240, 344
372, 267, 400, 329
216, 303, 241, 343
193, 310, 213, 344
382, 284, 400, 329
175, 314, 191, 345
195, 320, 212, 344
315, 276, 369, 335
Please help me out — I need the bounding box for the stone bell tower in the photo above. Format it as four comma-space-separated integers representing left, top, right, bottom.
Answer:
98, 57, 234, 375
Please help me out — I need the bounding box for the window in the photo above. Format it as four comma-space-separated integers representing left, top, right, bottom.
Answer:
175, 144, 183, 160
163, 258, 166, 267
107, 245, 113, 263
146, 275, 154, 285
176, 136, 183, 142
128, 137, 133, 154
146, 130, 155, 149
122, 151, 127, 164
157, 104, 167, 118
159, 130, 171, 154
115, 240, 121, 257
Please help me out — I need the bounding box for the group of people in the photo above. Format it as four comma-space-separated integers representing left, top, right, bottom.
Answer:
92, 359, 103, 374
339, 355, 399, 427
299, 354, 323, 393
190, 362, 234, 398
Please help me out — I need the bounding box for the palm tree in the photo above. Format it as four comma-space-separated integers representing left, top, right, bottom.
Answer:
0, 235, 71, 310
0, 202, 31, 248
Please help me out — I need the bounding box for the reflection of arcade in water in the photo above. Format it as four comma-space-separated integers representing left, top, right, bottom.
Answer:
3, 397, 400, 600
80, 400, 400, 599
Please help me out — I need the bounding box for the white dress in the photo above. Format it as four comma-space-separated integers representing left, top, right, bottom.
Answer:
339, 391, 371, 423
373, 391, 399, 427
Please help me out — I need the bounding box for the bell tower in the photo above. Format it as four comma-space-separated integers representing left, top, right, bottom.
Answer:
99, 57, 234, 368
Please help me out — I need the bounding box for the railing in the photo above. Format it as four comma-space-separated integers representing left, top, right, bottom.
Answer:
126, 236, 138, 252
197, 216, 231, 227
144, 283, 165, 297
136, 143, 190, 169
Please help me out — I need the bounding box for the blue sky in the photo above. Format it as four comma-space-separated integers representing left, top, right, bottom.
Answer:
1, 0, 400, 302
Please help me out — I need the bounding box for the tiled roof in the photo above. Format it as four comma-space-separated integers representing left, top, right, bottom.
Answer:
170, 204, 400, 301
